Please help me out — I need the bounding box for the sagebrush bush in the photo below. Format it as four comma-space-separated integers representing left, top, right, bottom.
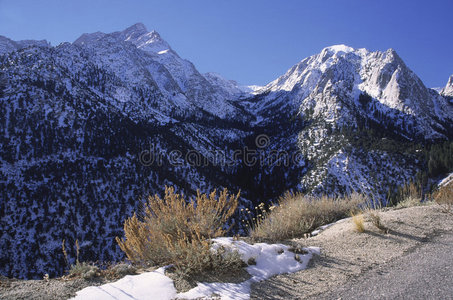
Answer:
116, 186, 241, 275
69, 262, 100, 279
108, 263, 137, 278
250, 192, 364, 242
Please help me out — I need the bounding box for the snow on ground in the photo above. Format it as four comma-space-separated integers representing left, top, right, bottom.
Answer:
72, 238, 319, 300
439, 173, 453, 187
72, 268, 176, 300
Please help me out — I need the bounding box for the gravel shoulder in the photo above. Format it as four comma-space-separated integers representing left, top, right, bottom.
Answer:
251, 204, 453, 299
0, 276, 109, 300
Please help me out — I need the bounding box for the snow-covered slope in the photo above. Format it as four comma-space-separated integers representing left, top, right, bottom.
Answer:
439, 172, 453, 187
0, 25, 300, 279
203, 72, 253, 98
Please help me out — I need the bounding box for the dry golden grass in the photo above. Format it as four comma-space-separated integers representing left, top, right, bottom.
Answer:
351, 213, 365, 233
434, 181, 453, 214
116, 186, 242, 275
249, 192, 364, 242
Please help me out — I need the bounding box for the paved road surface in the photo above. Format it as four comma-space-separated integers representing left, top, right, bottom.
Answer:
317, 231, 453, 300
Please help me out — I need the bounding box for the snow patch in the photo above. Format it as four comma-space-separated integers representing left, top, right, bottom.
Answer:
72, 238, 319, 300
439, 173, 453, 187
158, 49, 170, 55
72, 268, 176, 300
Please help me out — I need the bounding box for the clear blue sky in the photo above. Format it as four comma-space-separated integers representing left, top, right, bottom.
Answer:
1, 0, 452, 87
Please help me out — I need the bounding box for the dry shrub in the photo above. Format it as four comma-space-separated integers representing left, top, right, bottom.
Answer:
62, 239, 100, 280
351, 213, 365, 233
102, 263, 137, 280
68, 262, 100, 280
434, 181, 453, 214
250, 192, 364, 242
116, 186, 241, 275
368, 211, 389, 233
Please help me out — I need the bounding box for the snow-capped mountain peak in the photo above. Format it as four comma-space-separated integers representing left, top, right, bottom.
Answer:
441, 74, 453, 98
121, 22, 148, 38
257, 45, 453, 140
70, 24, 251, 119
322, 44, 355, 54
132, 30, 172, 54
265, 44, 366, 93
118, 23, 171, 54
73, 31, 106, 45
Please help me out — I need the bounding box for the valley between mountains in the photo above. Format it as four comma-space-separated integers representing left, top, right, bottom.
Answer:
0, 23, 452, 279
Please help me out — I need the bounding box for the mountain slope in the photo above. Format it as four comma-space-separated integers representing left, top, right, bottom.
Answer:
239, 44, 453, 197
0, 24, 302, 279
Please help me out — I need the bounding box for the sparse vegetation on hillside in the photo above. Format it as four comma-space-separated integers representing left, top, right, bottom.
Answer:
116, 187, 243, 275
250, 192, 364, 242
